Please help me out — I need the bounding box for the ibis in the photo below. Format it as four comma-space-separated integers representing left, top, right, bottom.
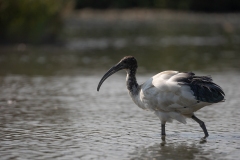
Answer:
97, 56, 225, 139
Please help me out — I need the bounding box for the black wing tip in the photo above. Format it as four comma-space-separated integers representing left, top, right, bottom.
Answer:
192, 84, 225, 103
189, 76, 225, 103
175, 72, 225, 103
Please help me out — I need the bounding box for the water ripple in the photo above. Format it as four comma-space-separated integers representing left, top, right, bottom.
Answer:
0, 73, 239, 159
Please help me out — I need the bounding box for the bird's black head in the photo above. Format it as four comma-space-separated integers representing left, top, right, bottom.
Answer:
97, 56, 138, 91
118, 56, 138, 70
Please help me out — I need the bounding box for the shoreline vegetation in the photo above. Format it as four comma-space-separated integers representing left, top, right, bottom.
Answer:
0, 0, 240, 45
1, 9, 240, 47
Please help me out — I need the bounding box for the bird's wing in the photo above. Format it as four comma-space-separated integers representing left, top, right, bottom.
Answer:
150, 71, 197, 110
169, 72, 225, 103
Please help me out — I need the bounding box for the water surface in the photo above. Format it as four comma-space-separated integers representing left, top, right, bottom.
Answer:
0, 72, 239, 160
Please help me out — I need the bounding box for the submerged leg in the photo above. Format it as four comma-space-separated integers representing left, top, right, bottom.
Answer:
191, 114, 209, 138
161, 123, 166, 141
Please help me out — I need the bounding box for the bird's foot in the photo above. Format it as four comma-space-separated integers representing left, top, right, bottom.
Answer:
199, 136, 208, 144
161, 135, 166, 141
161, 135, 166, 146
202, 134, 209, 139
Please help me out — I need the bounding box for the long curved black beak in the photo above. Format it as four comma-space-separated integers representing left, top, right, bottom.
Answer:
97, 64, 123, 91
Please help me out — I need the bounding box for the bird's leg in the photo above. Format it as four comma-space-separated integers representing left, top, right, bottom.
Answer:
161, 123, 166, 136
161, 123, 166, 141
191, 114, 209, 139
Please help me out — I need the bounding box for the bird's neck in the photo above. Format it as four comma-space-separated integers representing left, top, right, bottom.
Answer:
126, 68, 139, 96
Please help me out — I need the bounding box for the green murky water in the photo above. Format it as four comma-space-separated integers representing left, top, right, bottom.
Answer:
0, 12, 240, 159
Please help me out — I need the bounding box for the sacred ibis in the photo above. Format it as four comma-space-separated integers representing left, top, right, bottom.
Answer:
97, 56, 225, 139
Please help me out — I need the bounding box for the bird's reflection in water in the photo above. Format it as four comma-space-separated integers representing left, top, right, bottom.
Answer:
130, 138, 210, 160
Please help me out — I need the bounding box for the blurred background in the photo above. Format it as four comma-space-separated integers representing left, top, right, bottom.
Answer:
0, 1, 240, 160
0, 0, 240, 75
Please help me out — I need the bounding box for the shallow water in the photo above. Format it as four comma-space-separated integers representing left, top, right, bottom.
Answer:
0, 72, 239, 160
1, 11, 240, 160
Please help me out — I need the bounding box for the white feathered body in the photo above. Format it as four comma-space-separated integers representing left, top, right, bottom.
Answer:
129, 71, 211, 124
